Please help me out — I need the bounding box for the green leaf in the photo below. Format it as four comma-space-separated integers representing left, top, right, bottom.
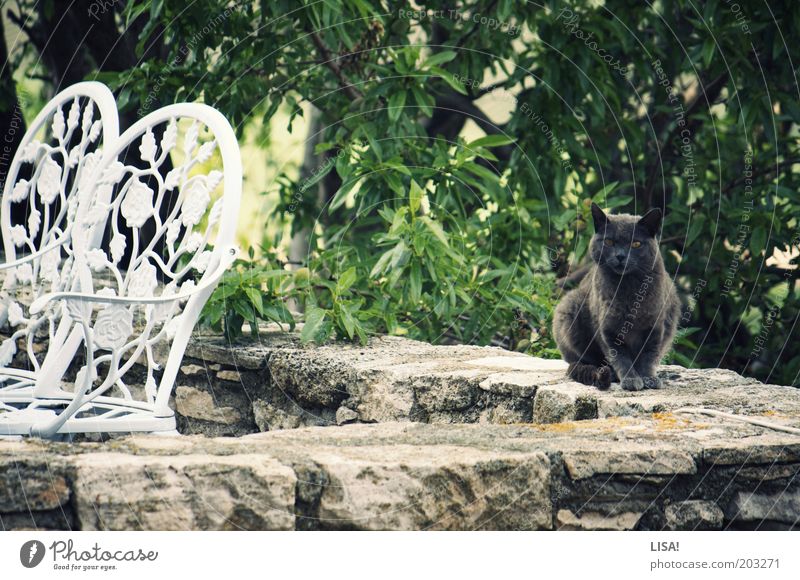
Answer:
594, 181, 619, 201
390, 239, 410, 270
330, 177, 360, 211
410, 85, 434, 116
409, 261, 422, 302
409, 179, 423, 214
300, 161, 334, 194
685, 215, 705, 247
468, 134, 516, 148
300, 307, 327, 344
462, 161, 500, 183
419, 216, 449, 246
750, 226, 767, 256
202, 301, 225, 325
243, 287, 264, 316
264, 304, 295, 328
370, 248, 394, 278
388, 90, 407, 123
422, 50, 457, 69
338, 303, 356, 338
701, 37, 715, 68
232, 297, 256, 322
337, 266, 358, 293
430, 66, 468, 95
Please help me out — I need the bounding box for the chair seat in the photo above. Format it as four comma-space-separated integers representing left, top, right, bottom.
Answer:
0, 397, 176, 435
0, 370, 36, 402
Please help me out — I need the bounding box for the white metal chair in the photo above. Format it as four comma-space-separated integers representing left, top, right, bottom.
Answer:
0, 82, 118, 405
0, 103, 241, 436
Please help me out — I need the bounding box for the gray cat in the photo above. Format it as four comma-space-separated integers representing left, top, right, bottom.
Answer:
553, 203, 680, 390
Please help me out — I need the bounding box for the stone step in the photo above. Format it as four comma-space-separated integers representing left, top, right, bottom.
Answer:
2, 418, 799, 530
168, 330, 800, 437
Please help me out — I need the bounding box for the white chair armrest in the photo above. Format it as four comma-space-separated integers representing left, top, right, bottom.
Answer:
0, 235, 70, 271
29, 245, 239, 315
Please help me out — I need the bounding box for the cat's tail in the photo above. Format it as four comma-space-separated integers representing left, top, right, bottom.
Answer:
567, 362, 612, 389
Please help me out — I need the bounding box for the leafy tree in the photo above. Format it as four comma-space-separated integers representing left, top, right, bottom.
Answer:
3, 0, 799, 385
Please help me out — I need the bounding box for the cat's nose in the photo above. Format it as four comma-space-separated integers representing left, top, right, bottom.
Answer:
613, 253, 627, 264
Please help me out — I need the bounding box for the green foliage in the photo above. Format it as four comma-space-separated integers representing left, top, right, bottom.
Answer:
200, 249, 294, 340
82, 0, 800, 385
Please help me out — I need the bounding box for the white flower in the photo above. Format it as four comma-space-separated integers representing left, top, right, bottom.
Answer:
127, 259, 158, 297
93, 305, 133, 350
81, 102, 94, 133
184, 122, 199, 156
67, 195, 79, 221
67, 98, 80, 130
28, 209, 41, 239
14, 263, 32, 284
181, 180, 210, 227
40, 247, 60, 283
166, 220, 182, 250
78, 152, 102, 200
38, 157, 62, 204
101, 160, 126, 184
193, 250, 212, 273
161, 120, 178, 152
196, 140, 216, 163
88, 120, 102, 142
109, 233, 126, 263
51, 108, 65, 140
184, 231, 204, 252
121, 179, 155, 228
78, 151, 100, 189
67, 146, 81, 168
179, 279, 196, 301
10, 179, 29, 202
207, 170, 223, 192
139, 128, 157, 162
0, 339, 17, 367
86, 248, 108, 271
207, 197, 223, 226
9, 225, 27, 247
164, 167, 181, 190
83, 200, 110, 227
20, 140, 41, 163
7, 302, 25, 327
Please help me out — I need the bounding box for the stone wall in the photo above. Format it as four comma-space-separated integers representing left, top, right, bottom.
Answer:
169, 329, 798, 436
2, 328, 800, 530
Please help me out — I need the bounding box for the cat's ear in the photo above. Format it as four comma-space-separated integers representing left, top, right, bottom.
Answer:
590, 202, 608, 232
638, 208, 662, 237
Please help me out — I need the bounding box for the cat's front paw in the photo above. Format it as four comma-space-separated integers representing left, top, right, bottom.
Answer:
594, 365, 613, 390
620, 376, 645, 391
642, 376, 664, 389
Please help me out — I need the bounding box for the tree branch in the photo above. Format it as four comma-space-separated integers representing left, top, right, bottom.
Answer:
642, 71, 728, 209
309, 32, 363, 101
432, 92, 512, 161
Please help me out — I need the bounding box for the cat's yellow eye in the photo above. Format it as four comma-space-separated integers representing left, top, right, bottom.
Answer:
631, 241, 642, 249
604, 238, 614, 247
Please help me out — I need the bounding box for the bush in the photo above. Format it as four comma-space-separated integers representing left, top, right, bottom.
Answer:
7, 0, 800, 384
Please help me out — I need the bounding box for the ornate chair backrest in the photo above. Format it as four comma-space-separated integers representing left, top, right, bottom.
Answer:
0, 82, 118, 378
28, 103, 241, 433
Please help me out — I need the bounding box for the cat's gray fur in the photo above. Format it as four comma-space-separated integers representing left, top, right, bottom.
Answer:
553, 203, 680, 390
